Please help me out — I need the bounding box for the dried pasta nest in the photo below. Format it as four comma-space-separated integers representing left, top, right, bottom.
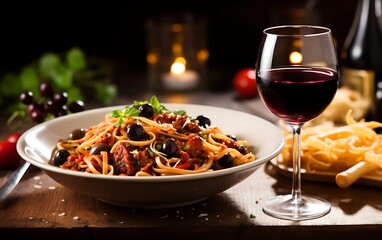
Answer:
278, 110, 382, 188
306, 87, 370, 127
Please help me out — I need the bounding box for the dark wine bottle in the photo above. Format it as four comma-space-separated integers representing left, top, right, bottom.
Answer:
341, 0, 382, 121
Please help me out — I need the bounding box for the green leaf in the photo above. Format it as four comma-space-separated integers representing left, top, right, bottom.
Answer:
123, 106, 140, 117
95, 82, 117, 105
20, 66, 39, 94
174, 110, 186, 115
66, 86, 84, 103
51, 65, 73, 89
131, 95, 168, 114
150, 95, 161, 110
0, 73, 21, 96
66, 47, 86, 71
110, 105, 140, 127
38, 53, 61, 78
133, 100, 149, 107
110, 109, 124, 127
111, 109, 124, 118
148, 95, 169, 114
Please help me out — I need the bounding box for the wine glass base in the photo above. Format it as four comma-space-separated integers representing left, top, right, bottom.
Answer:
262, 194, 331, 221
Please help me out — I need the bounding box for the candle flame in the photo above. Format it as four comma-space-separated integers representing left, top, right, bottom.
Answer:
289, 51, 303, 64
171, 57, 186, 74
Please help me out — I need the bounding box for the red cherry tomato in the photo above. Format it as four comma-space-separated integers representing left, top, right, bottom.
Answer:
6, 132, 22, 144
233, 68, 259, 98
0, 141, 21, 169
0, 132, 23, 169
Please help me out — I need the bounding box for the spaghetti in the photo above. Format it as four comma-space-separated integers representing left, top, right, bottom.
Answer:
52, 96, 256, 176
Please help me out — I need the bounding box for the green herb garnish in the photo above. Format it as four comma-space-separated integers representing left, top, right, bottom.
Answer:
198, 132, 207, 138
147, 147, 154, 158
111, 95, 171, 127
174, 110, 186, 115
111, 106, 140, 127
183, 144, 190, 151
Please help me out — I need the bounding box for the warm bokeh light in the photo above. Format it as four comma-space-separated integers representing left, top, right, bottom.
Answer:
162, 94, 190, 103
146, 53, 158, 64
172, 43, 183, 55
289, 51, 303, 64
197, 49, 209, 62
170, 60, 186, 74
174, 57, 186, 65
171, 23, 183, 33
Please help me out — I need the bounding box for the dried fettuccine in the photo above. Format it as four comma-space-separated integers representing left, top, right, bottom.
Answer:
278, 110, 382, 187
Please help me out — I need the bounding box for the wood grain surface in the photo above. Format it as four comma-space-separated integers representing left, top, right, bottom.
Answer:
1, 92, 381, 239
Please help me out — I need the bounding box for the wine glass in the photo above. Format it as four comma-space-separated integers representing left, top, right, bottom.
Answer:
255, 25, 338, 220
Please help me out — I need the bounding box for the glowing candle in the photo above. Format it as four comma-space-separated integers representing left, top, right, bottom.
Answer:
161, 57, 199, 91
289, 51, 303, 64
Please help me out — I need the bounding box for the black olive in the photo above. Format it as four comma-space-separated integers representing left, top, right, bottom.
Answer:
196, 115, 211, 128
69, 128, 86, 140
128, 123, 145, 141
161, 138, 178, 158
89, 143, 111, 155
226, 135, 237, 141
139, 104, 154, 118
68, 100, 85, 113
218, 153, 233, 168
53, 149, 70, 166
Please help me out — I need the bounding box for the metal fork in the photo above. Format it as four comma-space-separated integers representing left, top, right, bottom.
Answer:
0, 162, 30, 204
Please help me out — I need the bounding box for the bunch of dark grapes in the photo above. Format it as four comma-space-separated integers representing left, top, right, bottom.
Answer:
19, 82, 86, 123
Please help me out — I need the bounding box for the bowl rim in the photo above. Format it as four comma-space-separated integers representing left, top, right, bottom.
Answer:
17, 103, 285, 183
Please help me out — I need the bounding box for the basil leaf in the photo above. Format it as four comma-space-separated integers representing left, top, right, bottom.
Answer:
123, 106, 140, 117
38, 52, 61, 78
66, 47, 86, 71
150, 95, 161, 110
174, 110, 186, 115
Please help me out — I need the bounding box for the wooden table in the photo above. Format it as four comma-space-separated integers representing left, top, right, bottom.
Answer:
1, 91, 381, 240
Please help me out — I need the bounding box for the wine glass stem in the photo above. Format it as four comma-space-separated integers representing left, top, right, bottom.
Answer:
290, 123, 303, 205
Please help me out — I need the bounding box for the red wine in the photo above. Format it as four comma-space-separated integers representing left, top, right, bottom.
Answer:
257, 67, 339, 123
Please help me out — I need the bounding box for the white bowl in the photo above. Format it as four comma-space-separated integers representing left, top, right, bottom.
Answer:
17, 103, 284, 208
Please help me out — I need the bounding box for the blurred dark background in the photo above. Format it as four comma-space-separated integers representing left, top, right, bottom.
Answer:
0, 0, 358, 92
